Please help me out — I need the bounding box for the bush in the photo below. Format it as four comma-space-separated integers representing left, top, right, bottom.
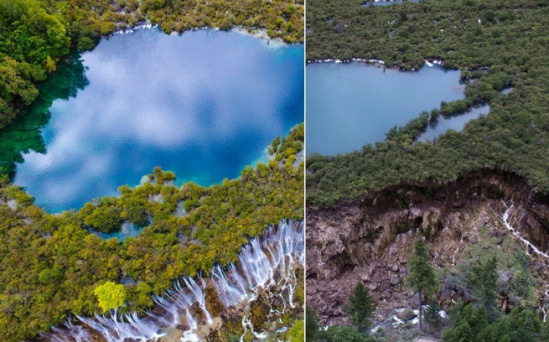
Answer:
323, 326, 376, 342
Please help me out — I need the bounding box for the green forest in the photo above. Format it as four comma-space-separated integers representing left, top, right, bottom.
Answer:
306, 0, 549, 208
0, 124, 304, 341
0, 0, 303, 130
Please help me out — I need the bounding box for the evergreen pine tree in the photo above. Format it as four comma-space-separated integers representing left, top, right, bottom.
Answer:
306, 305, 320, 341
442, 304, 488, 342
424, 300, 442, 330
343, 282, 376, 332
540, 319, 549, 342
406, 234, 438, 331
442, 321, 474, 342
507, 308, 540, 342
468, 256, 500, 321
510, 249, 535, 307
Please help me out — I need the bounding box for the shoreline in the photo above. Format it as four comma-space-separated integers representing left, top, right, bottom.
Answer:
107, 23, 292, 47
232, 26, 288, 47
306, 57, 493, 74
306, 57, 445, 71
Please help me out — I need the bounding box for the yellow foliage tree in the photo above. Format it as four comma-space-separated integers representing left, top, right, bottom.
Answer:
287, 320, 304, 342
93, 281, 127, 312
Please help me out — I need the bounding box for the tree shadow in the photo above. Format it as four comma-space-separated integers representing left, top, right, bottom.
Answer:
0, 51, 89, 179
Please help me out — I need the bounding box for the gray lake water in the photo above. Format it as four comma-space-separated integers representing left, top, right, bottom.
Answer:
306, 62, 465, 155
362, 0, 420, 7
417, 105, 490, 142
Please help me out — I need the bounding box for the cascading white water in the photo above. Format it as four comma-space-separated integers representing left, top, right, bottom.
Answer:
240, 316, 268, 342
500, 201, 549, 259
451, 234, 464, 266
41, 220, 304, 342
499, 201, 549, 322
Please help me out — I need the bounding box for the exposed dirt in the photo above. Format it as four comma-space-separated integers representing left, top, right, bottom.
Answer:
306, 169, 549, 327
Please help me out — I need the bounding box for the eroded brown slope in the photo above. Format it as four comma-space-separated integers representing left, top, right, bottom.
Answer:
307, 169, 549, 326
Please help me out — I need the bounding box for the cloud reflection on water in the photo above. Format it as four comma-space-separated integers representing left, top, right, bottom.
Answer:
15, 29, 304, 212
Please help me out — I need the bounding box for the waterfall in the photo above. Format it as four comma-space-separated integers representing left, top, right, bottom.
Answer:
240, 316, 268, 342
451, 234, 464, 266
41, 220, 304, 342
500, 201, 549, 259
499, 201, 549, 322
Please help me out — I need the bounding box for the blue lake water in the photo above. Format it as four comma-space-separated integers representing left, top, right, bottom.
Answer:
306, 62, 465, 155
12, 28, 304, 212
92, 222, 143, 242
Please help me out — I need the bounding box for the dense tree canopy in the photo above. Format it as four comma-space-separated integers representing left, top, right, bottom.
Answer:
443, 305, 546, 342
322, 326, 376, 342
306, 0, 549, 208
0, 0, 70, 127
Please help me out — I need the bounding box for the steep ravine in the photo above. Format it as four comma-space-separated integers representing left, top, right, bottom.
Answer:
306, 169, 549, 327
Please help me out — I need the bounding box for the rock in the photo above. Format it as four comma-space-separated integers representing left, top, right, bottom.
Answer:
272, 296, 283, 308
398, 309, 416, 321
250, 299, 270, 331
410, 207, 421, 217
390, 275, 400, 286
534, 261, 544, 271
176, 324, 190, 331
368, 283, 377, 291
498, 270, 510, 284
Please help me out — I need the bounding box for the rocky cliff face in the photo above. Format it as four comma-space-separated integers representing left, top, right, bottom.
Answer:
306, 169, 549, 327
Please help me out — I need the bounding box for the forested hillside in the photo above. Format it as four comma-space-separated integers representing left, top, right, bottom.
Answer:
0, 125, 304, 341
0, 0, 303, 130
306, 0, 549, 208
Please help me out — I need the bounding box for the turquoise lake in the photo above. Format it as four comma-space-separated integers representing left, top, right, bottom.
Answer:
4, 28, 304, 212
306, 62, 466, 155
